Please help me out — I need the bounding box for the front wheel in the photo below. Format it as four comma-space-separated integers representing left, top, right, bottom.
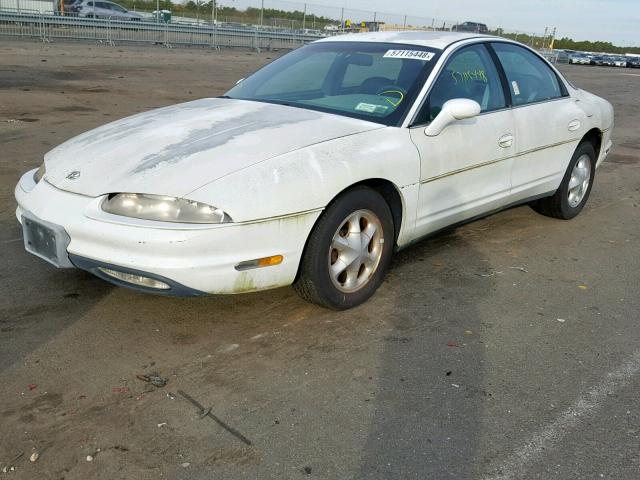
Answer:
530, 142, 596, 219
294, 187, 394, 310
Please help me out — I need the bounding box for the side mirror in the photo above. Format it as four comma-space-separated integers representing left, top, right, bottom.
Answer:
424, 98, 481, 137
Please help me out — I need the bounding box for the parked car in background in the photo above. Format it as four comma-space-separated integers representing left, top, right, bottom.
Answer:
590, 55, 606, 66
62, 0, 78, 12
453, 21, 489, 34
627, 57, 640, 68
73, 0, 142, 20
569, 53, 590, 65
613, 56, 628, 67
602, 56, 616, 67
15, 32, 614, 309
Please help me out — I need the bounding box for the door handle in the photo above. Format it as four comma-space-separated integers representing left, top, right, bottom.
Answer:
498, 134, 514, 148
568, 119, 581, 131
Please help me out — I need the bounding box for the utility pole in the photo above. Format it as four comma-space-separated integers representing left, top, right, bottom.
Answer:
340, 7, 344, 31
302, 3, 306, 30
155, 0, 159, 22
403, 14, 407, 30
260, 0, 264, 27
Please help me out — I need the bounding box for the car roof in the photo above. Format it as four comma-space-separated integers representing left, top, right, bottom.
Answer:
315, 31, 498, 50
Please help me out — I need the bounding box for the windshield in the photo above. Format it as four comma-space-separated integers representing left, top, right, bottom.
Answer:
225, 42, 441, 126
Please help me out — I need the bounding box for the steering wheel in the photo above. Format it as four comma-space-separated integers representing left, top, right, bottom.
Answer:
375, 85, 408, 107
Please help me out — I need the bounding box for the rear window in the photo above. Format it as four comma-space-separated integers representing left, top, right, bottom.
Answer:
492, 42, 565, 106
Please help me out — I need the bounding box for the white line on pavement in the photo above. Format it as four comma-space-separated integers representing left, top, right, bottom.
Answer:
483, 350, 640, 480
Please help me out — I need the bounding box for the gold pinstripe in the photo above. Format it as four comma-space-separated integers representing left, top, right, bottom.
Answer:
420, 137, 581, 184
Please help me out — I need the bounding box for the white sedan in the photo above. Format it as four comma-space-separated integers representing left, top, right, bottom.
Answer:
15, 32, 614, 309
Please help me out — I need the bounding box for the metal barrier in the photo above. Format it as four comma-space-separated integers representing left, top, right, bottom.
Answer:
0, 9, 47, 40
0, 9, 324, 49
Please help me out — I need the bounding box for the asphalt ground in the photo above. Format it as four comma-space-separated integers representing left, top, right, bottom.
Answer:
0, 41, 638, 479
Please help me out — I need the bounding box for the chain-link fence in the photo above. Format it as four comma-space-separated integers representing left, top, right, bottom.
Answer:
0, 0, 552, 51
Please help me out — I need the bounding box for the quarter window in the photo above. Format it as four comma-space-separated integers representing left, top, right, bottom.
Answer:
417, 43, 506, 124
491, 42, 564, 106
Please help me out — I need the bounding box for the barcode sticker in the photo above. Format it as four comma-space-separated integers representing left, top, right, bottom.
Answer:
383, 50, 435, 61
511, 80, 521, 96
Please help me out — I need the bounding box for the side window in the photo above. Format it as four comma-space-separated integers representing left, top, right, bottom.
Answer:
492, 42, 564, 106
418, 43, 506, 123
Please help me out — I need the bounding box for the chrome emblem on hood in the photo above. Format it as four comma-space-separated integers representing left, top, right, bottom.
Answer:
66, 171, 81, 180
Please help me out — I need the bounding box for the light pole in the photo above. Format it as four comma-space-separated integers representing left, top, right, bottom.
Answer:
260, 0, 264, 27
302, 3, 306, 30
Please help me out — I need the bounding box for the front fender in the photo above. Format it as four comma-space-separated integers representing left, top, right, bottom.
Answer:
188, 127, 421, 242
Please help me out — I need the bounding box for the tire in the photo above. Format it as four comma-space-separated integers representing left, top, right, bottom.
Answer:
530, 142, 596, 220
294, 186, 394, 310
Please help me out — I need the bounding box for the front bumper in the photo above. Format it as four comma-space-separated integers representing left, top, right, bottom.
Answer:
15, 170, 321, 295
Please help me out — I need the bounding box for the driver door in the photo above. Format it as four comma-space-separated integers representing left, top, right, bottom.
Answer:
409, 43, 515, 237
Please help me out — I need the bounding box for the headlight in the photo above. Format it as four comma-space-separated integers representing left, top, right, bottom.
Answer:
101, 193, 231, 224
33, 163, 46, 183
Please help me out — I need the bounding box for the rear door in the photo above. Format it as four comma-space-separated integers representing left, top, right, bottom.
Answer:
490, 42, 587, 201
409, 42, 515, 237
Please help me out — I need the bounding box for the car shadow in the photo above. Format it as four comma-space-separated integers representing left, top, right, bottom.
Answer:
355, 224, 494, 478
0, 220, 112, 372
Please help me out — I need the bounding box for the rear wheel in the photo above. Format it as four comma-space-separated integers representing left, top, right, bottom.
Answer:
294, 187, 394, 310
531, 142, 596, 219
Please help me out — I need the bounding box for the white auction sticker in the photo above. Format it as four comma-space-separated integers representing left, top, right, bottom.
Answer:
383, 50, 435, 61
355, 102, 388, 114
511, 80, 521, 96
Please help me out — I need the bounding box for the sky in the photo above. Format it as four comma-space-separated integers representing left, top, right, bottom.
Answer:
221, 0, 640, 46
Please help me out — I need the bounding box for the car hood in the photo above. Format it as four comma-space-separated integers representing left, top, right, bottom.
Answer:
44, 98, 383, 198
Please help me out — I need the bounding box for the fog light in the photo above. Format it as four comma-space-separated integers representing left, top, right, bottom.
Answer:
235, 255, 283, 271
98, 267, 171, 290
